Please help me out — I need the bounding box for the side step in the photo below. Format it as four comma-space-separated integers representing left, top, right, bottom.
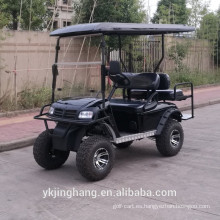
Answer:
182, 113, 193, 120
115, 130, 156, 144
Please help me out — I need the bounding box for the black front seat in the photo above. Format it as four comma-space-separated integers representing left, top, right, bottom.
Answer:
108, 61, 160, 90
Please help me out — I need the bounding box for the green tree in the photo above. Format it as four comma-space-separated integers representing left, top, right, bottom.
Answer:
73, 0, 146, 50
0, 0, 55, 30
168, 41, 190, 72
216, 8, 220, 66
151, 0, 189, 24
197, 9, 220, 66
197, 12, 218, 40
73, 0, 146, 24
187, 0, 209, 29
0, 12, 9, 29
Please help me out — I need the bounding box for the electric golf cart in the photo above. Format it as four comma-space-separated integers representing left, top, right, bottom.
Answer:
33, 23, 195, 181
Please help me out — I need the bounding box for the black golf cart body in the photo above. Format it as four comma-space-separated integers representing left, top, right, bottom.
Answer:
34, 23, 195, 181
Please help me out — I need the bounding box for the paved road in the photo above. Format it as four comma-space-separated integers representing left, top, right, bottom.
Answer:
0, 104, 220, 220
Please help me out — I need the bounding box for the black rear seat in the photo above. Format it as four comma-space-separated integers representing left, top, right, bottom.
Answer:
130, 73, 185, 101
156, 73, 185, 101
108, 61, 186, 104
157, 89, 186, 101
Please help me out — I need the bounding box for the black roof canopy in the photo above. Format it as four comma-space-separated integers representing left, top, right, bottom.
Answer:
50, 22, 195, 37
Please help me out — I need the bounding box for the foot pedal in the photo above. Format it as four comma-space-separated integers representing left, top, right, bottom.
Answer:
182, 113, 193, 120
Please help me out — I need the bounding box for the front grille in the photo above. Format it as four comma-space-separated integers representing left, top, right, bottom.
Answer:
53, 108, 63, 117
53, 108, 77, 119
65, 110, 77, 118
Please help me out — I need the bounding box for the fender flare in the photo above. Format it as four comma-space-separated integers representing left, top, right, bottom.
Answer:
69, 123, 117, 151
52, 125, 86, 152
101, 123, 117, 142
155, 108, 182, 136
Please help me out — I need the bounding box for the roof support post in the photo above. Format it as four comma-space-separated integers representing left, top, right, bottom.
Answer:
118, 35, 127, 72
101, 35, 106, 108
52, 37, 60, 103
154, 34, 164, 73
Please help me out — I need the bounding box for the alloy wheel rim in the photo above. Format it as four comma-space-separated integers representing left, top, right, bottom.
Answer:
93, 148, 109, 170
170, 129, 181, 148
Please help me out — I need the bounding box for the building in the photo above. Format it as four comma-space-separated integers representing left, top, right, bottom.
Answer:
49, 0, 74, 29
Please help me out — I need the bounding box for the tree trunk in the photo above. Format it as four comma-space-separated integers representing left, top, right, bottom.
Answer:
12, 11, 18, 30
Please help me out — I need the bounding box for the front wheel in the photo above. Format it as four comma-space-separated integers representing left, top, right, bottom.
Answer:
156, 119, 184, 157
76, 135, 115, 181
33, 129, 70, 170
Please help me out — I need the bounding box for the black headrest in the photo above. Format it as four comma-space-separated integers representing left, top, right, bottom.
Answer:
109, 61, 122, 75
157, 73, 170, 90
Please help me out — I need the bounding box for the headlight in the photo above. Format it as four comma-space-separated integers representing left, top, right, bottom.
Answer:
78, 111, 93, 119
49, 107, 55, 115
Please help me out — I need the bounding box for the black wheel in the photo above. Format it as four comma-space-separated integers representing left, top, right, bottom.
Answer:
156, 119, 184, 157
114, 141, 133, 149
33, 129, 70, 170
76, 135, 115, 181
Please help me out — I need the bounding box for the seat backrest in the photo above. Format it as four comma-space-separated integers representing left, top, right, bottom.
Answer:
129, 72, 160, 90
109, 61, 161, 90
108, 61, 130, 86
157, 73, 170, 90
109, 61, 122, 75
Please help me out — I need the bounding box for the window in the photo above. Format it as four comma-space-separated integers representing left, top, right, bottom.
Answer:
63, 21, 71, 27
63, 0, 72, 6
53, 21, 58, 29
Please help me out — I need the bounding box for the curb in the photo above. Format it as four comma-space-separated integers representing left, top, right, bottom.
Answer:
179, 98, 220, 112
1, 99, 220, 153
0, 136, 37, 152
193, 83, 220, 89
0, 108, 40, 118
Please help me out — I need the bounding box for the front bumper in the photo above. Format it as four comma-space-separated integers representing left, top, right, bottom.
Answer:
34, 104, 109, 126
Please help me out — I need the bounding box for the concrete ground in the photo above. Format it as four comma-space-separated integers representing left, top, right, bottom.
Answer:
0, 104, 220, 219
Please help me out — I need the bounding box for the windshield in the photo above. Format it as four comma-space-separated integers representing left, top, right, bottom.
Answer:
55, 34, 102, 100
54, 34, 163, 100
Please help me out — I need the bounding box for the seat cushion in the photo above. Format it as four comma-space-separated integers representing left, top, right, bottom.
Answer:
157, 89, 186, 101
126, 72, 160, 90
110, 99, 145, 113
110, 97, 158, 113
130, 89, 148, 99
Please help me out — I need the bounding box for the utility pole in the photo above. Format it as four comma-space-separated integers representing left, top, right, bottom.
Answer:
147, 0, 150, 23
18, 0, 23, 30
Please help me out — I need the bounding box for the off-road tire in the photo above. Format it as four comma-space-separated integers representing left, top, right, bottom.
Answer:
156, 119, 184, 157
33, 129, 70, 169
115, 141, 133, 149
76, 135, 115, 181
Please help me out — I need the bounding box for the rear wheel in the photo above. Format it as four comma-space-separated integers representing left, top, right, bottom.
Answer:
114, 141, 133, 149
156, 119, 184, 156
76, 135, 115, 181
33, 129, 70, 169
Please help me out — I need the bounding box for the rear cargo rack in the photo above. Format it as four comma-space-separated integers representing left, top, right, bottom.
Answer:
174, 82, 194, 120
